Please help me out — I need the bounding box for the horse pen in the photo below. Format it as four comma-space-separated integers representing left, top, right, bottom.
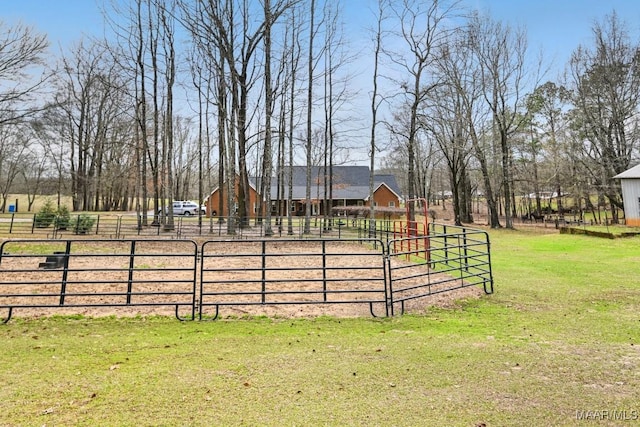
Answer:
0, 221, 494, 323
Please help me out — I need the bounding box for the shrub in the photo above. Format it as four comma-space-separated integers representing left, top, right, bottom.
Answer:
72, 214, 95, 234
34, 200, 56, 228
54, 206, 71, 230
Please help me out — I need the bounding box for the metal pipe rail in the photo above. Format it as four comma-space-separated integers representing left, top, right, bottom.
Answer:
0, 225, 494, 322
199, 238, 389, 320
0, 213, 394, 240
0, 239, 198, 323
387, 225, 493, 316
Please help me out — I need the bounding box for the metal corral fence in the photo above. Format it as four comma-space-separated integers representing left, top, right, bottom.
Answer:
0, 227, 493, 323
199, 238, 389, 319
0, 239, 198, 323
387, 223, 494, 315
0, 213, 360, 239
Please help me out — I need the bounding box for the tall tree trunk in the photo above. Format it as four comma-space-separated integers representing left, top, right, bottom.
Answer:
368, 0, 383, 233
304, 0, 316, 234
163, 6, 176, 231
262, 0, 274, 236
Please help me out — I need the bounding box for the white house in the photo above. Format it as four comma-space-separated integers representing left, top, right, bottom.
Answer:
613, 163, 640, 227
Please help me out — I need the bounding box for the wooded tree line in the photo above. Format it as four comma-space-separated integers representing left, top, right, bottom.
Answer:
0, 0, 638, 231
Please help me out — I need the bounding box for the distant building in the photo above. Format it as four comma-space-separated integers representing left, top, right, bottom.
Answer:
203, 166, 402, 219
267, 166, 402, 218
613, 163, 640, 226
203, 174, 261, 218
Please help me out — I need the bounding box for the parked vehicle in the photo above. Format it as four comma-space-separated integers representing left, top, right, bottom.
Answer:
160, 201, 206, 216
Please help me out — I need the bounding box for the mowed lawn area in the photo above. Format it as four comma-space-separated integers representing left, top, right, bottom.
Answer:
1, 229, 639, 426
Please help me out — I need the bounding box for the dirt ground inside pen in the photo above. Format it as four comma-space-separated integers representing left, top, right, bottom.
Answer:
0, 240, 484, 321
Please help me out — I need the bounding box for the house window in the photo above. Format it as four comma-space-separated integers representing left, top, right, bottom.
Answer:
357, 200, 363, 206
373, 202, 378, 207
388, 201, 395, 207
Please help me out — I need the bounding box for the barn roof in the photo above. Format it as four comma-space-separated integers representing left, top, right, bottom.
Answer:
259, 166, 402, 200
614, 163, 640, 179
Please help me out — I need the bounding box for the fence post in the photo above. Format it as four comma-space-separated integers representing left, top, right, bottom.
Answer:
322, 240, 327, 302
463, 232, 469, 272
127, 241, 136, 304
261, 240, 267, 304
115, 216, 121, 239
59, 241, 72, 305
443, 225, 449, 265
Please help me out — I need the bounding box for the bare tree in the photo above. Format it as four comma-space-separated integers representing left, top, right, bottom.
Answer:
368, 0, 386, 231
0, 21, 49, 126
426, 55, 474, 225
0, 125, 30, 211
127, 0, 152, 224
469, 12, 533, 228
304, 0, 320, 234
568, 12, 640, 222
286, 8, 303, 235
181, 0, 297, 231
0, 22, 49, 212
106, 0, 162, 223
318, 1, 357, 229
30, 106, 70, 207
20, 144, 49, 212
182, 0, 234, 232
322, 1, 336, 230
187, 48, 207, 227
54, 41, 122, 211
272, 8, 300, 233
160, 1, 177, 229
523, 82, 571, 217
386, 0, 460, 225
262, 0, 275, 235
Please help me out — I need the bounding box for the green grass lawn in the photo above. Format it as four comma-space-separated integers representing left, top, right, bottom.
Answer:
1, 229, 639, 426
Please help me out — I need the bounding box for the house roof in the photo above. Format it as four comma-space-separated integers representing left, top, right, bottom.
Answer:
613, 163, 640, 179
207, 166, 402, 202
265, 166, 402, 200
